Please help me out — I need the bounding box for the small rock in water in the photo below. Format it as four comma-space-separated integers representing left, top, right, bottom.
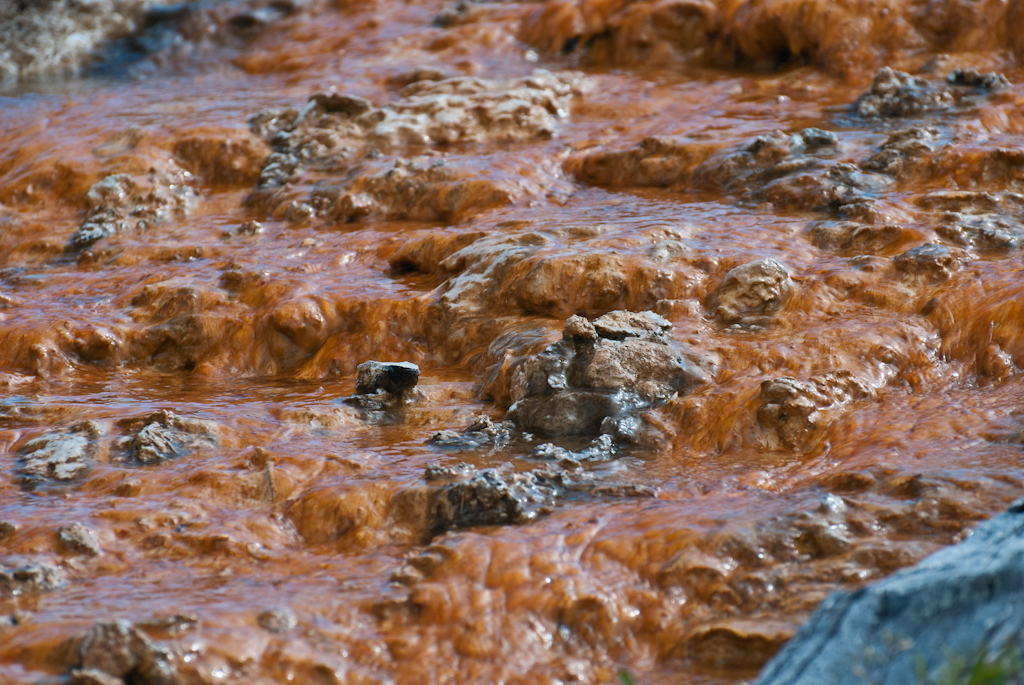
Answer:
74, 619, 180, 685
115, 410, 218, 464
706, 258, 793, 327
57, 523, 102, 557
355, 361, 420, 395
391, 464, 657, 541
18, 421, 103, 487
0, 521, 15, 541
256, 607, 296, 634
0, 563, 65, 597
893, 243, 961, 280
428, 415, 512, 449
504, 310, 709, 438
345, 361, 423, 411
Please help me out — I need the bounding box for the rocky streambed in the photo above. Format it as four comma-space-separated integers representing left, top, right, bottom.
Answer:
3, 0, 1024, 683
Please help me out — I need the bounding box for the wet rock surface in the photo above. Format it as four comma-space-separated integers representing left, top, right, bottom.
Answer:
251, 70, 587, 155
0, 563, 65, 597
71, 620, 180, 685
706, 258, 792, 327
248, 70, 586, 222
18, 421, 103, 486
69, 170, 196, 251
0, 0, 171, 82
501, 311, 709, 438
756, 498, 1024, 685
114, 410, 217, 464
5, 0, 1024, 684
392, 462, 656, 541
854, 67, 1011, 118
57, 523, 103, 557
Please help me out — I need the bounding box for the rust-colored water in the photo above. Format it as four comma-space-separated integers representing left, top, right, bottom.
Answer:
3, 0, 1024, 683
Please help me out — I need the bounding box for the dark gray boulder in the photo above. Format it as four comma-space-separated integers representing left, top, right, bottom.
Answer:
755, 497, 1024, 685
355, 361, 420, 395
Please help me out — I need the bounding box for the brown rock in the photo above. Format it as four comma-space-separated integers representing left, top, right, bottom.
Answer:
173, 133, 269, 186
706, 258, 792, 327
57, 523, 102, 557
687, 619, 795, 670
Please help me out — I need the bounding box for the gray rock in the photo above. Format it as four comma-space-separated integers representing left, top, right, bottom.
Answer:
428, 468, 563, 536
503, 310, 709, 438
755, 498, 1024, 685
854, 67, 1011, 119
706, 259, 793, 327
355, 361, 420, 395
256, 607, 296, 634
507, 390, 627, 437
393, 464, 657, 541
854, 68, 955, 118
947, 67, 1012, 90
57, 523, 103, 557
116, 410, 217, 464
19, 420, 103, 486
0, 563, 65, 597
427, 415, 512, 449
0, 0, 166, 83
69, 171, 196, 251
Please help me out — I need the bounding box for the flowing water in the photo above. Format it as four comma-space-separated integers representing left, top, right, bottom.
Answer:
3, 0, 1024, 683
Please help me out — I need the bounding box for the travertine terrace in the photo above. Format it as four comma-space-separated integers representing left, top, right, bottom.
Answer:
3, 0, 1024, 683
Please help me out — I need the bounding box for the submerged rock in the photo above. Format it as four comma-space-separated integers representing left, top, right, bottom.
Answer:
71, 620, 180, 685
504, 311, 709, 438
689, 619, 795, 671
18, 420, 103, 486
392, 463, 656, 541
0, 563, 65, 597
251, 69, 589, 158
936, 213, 1023, 252
308, 156, 522, 223
809, 221, 912, 254
428, 415, 513, 449
893, 243, 961, 280
706, 259, 793, 327
68, 170, 196, 251
570, 127, 884, 216
854, 67, 1011, 118
115, 410, 217, 464
257, 607, 296, 634
57, 523, 103, 557
248, 71, 586, 222
755, 498, 1024, 685
757, 373, 872, 450
70, 669, 125, 685
427, 468, 563, 535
